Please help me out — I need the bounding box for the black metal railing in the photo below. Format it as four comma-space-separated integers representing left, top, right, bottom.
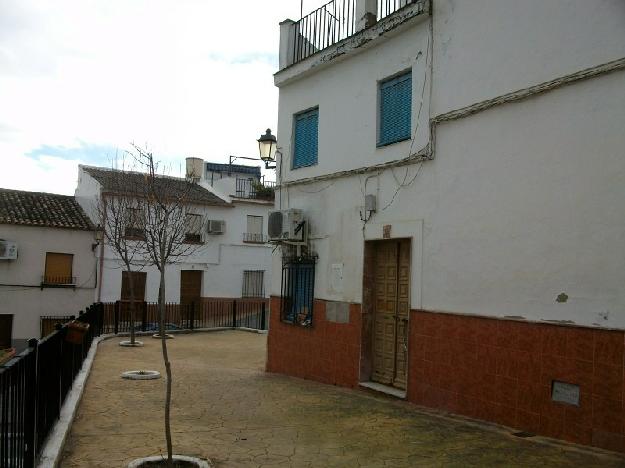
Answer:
291, 0, 423, 65
101, 298, 268, 334
293, 0, 356, 64
0, 303, 103, 468
40, 276, 76, 287
378, 0, 418, 21
242, 233, 267, 244
281, 256, 316, 327
235, 178, 276, 200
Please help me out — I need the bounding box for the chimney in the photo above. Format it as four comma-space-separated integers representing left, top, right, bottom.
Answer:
185, 157, 204, 183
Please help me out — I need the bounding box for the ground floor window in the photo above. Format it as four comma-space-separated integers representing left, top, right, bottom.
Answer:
242, 270, 264, 298
281, 256, 315, 326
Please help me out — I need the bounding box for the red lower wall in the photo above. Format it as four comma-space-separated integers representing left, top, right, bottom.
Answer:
267, 297, 361, 387
266, 297, 625, 453
408, 310, 625, 453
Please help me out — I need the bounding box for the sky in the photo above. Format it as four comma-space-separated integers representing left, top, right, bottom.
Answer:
0, 0, 327, 194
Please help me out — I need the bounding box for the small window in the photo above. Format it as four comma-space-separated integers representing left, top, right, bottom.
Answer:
244, 215, 264, 243
293, 108, 319, 169
242, 270, 265, 298
281, 257, 315, 326
124, 207, 145, 239
44, 252, 74, 285
378, 71, 412, 147
184, 214, 203, 243
121, 271, 147, 302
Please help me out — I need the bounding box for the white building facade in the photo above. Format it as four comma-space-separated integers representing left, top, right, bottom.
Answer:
0, 189, 96, 345
267, 0, 625, 452
75, 160, 273, 305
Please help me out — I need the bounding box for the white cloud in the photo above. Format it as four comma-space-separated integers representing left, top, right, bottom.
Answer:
0, 0, 328, 194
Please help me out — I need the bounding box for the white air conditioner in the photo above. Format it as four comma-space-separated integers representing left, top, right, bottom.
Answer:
0, 240, 18, 260
206, 220, 225, 234
268, 209, 305, 242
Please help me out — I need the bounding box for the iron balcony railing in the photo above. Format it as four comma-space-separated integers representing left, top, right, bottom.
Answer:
292, 0, 420, 65
235, 178, 276, 200
41, 275, 76, 288
243, 233, 267, 244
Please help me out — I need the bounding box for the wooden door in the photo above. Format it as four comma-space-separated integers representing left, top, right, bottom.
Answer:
121, 271, 147, 302
180, 270, 202, 305
371, 240, 410, 389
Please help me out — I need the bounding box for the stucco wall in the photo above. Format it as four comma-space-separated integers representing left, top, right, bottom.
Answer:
0, 224, 96, 339
432, 0, 625, 114
272, 2, 625, 329
276, 23, 431, 183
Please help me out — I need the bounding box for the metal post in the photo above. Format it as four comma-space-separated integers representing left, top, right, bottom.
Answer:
23, 338, 38, 468
261, 302, 267, 330
114, 301, 119, 335
141, 301, 147, 332
232, 300, 237, 329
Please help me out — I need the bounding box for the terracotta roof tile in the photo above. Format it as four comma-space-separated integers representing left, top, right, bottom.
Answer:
0, 188, 93, 231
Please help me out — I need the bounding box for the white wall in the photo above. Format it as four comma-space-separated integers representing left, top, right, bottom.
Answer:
276, 23, 431, 183
432, 0, 625, 114
75, 166, 273, 303
0, 224, 96, 339
272, 0, 625, 329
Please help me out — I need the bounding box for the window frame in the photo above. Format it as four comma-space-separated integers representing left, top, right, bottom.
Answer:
280, 256, 316, 327
184, 213, 203, 244
292, 107, 319, 169
377, 70, 413, 148
43, 252, 74, 286
124, 207, 145, 240
242, 270, 265, 298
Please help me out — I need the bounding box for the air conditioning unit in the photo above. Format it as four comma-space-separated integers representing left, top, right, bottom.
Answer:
268, 209, 305, 242
0, 240, 18, 260
206, 220, 225, 234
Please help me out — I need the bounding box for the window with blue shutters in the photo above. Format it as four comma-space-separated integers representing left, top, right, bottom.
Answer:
378, 71, 412, 147
292, 108, 319, 169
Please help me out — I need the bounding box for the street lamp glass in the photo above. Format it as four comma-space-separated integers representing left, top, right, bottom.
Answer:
258, 128, 277, 162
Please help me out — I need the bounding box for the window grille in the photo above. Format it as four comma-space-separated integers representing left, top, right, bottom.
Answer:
281, 256, 316, 326
378, 71, 412, 146
184, 213, 203, 243
293, 108, 319, 168
242, 270, 265, 298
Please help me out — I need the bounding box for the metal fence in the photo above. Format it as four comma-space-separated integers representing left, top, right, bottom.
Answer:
281, 256, 316, 327
0, 303, 103, 468
292, 0, 421, 65
293, 0, 356, 64
101, 298, 268, 334
235, 178, 276, 200
39, 316, 73, 339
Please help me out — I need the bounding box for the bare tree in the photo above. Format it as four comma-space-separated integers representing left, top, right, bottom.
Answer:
132, 144, 202, 466
95, 161, 146, 346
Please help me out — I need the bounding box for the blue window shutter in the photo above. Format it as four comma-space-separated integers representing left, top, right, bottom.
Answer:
378, 72, 412, 146
293, 108, 319, 168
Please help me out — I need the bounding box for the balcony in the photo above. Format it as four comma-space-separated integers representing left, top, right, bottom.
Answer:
41, 275, 76, 288
243, 232, 268, 244
281, 0, 427, 70
235, 178, 276, 201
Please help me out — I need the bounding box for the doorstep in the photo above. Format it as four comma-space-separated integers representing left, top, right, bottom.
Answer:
359, 381, 406, 399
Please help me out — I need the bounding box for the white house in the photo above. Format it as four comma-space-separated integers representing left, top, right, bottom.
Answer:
267, 0, 625, 452
0, 188, 96, 345
74, 159, 274, 306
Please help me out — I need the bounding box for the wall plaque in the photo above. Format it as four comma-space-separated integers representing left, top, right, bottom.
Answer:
551, 380, 580, 406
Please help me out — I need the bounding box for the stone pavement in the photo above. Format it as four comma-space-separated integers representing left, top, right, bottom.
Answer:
61, 331, 625, 467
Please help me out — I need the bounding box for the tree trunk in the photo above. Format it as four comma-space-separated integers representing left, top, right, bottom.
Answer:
159, 271, 174, 466
127, 268, 136, 344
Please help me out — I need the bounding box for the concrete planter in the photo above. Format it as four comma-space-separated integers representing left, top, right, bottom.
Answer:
152, 334, 174, 340
119, 340, 144, 347
121, 370, 161, 380
127, 455, 211, 467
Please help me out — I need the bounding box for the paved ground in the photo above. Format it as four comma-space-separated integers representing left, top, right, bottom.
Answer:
61, 331, 625, 467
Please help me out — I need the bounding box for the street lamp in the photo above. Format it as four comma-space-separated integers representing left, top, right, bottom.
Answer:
257, 128, 277, 169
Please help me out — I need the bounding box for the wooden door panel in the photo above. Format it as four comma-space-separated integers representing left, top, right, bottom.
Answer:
180, 270, 202, 305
